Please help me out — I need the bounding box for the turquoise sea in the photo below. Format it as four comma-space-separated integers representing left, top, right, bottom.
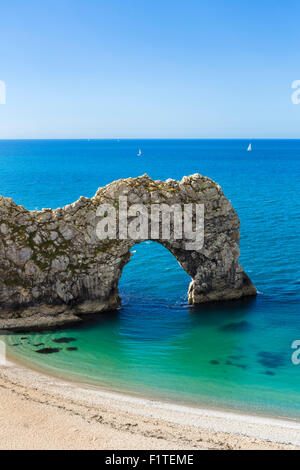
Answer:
1, 139, 300, 419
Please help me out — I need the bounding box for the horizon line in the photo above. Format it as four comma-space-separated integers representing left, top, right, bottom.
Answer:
0, 137, 300, 141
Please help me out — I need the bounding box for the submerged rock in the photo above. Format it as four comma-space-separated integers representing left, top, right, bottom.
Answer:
265, 370, 276, 376
0, 174, 256, 330
220, 321, 252, 332
257, 351, 286, 369
52, 337, 76, 344
228, 354, 245, 360
35, 347, 61, 354
225, 360, 247, 370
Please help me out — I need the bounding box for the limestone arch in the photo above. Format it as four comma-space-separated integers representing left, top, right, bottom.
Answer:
0, 174, 256, 330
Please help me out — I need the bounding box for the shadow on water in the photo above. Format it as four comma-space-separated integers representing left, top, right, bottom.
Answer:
188, 295, 258, 328
1, 296, 258, 350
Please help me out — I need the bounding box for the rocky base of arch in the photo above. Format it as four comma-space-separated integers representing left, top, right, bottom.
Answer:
188, 271, 257, 304
0, 291, 121, 331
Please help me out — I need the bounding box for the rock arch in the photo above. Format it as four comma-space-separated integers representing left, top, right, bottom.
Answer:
0, 174, 256, 329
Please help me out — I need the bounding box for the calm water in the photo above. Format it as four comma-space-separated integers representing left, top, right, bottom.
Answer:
1, 139, 300, 419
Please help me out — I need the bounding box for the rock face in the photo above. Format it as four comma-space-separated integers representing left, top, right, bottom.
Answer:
0, 174, 256, 329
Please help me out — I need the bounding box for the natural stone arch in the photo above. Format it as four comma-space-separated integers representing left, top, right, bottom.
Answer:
0, 174, 256, 329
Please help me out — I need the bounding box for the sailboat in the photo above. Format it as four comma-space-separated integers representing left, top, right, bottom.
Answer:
247, 143, 252, 152
137, 149, 142, 157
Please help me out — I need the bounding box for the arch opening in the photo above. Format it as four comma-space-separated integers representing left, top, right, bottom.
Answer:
118, 241, 191, 305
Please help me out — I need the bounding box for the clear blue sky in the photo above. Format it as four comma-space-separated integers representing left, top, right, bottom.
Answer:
0, 0, 300, 139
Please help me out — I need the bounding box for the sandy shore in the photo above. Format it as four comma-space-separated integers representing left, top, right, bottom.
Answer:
0, 360, 299, 450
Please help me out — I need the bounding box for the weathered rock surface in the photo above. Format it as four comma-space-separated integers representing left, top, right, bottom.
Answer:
0, 174, 256, 330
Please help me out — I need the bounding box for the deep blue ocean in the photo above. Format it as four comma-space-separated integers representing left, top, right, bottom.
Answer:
1, 139, 300, 419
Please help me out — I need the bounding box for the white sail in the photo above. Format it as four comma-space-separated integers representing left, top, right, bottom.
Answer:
247, 143, 252, 151
137, 149, 142, 156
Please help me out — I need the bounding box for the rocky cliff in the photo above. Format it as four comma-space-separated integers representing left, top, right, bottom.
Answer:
0, 174, 256, 330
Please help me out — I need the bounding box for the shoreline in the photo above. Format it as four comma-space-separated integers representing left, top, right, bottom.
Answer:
7, 347, 300, 425
0, 357, 299, 449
